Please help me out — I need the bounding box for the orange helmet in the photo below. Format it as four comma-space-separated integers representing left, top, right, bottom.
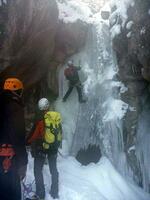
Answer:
3, 78, 23, 91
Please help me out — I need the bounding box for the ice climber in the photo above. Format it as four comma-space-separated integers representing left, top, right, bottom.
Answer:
27, 98, 62, 200
63, 60, 86, 103
0, 78, 28, 200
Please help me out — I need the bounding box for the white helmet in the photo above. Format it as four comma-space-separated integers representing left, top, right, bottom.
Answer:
68, 60, 73, 66
38, 98, 50, 111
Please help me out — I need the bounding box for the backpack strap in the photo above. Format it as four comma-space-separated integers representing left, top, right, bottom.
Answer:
45, 123, 58, 142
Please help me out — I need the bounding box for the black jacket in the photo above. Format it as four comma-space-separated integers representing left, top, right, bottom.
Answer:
0, 90, 28, 169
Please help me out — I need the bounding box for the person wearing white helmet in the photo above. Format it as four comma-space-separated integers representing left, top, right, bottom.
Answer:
38, 98, 50, 111
27, 98, 62, 200
63, 60, 86, 103
67, 60, 73, 66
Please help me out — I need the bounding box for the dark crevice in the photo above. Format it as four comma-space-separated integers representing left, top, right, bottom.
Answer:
76, 145, 101, 165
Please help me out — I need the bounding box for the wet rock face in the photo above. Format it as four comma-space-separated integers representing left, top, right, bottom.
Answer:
111, 0, 150, 185
0, 0, 59, 89
0, 0, 88, 96
0, 0, 88, 132
129, 1, 150, 82
0, 2, 8, 50
53, 21, 88, 63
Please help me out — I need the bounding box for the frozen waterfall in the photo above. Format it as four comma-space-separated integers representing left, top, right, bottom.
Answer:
136, 95, 150, 192
56, 17, 131, 177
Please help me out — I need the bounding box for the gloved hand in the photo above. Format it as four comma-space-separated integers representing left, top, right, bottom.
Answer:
18, 165, 27, 180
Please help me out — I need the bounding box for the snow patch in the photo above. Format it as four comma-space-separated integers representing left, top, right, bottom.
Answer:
110, 0, 135, 38
110, 0, 134, 25
57, 0, 92, 23
126, 21, 133, 30
103, 99, 128, 121
128, 145, 135, 153
129, 106, 136, 112
140, 27, 146, 35
127, 31, 132, 38
25, 154, 150, 200
111, 24, 121, 38
111, 81, 128, 93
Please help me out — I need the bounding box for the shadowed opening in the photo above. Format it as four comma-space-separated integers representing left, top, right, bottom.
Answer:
76, 144, 101, 165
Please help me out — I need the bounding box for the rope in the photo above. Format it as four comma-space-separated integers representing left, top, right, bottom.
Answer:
22, 179, 35, 200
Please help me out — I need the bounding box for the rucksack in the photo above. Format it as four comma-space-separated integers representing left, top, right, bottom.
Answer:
43, 111, 62, 149
64, 66, 78, 81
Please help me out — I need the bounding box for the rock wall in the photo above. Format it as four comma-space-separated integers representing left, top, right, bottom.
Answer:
0, 0, 59, 90
0, 0, 88, 131
111, 0, 150, 186
0, 0, 88, 96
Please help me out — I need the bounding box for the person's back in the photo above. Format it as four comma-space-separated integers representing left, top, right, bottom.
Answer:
0, 90, 25, 143
63, 60, 86, 103
27, 98, 62, 199
64, 65, 80, 83
43, 111, 62, 152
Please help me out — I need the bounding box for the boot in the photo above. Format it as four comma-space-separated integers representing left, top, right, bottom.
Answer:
50, 191, 59, 199
51, 195, 59, 199
26, 195, 44, 200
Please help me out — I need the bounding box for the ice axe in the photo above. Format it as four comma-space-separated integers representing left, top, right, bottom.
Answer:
58, 149, 68, 158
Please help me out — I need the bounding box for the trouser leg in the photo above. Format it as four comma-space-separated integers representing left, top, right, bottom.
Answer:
0, 157, 21, 200
48, 154, 59, 199
34, 155, 45, 199
63, 84, 74, 101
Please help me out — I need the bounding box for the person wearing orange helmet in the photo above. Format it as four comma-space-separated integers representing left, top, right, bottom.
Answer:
0, 77, 28, 200
3, 77, 24, 97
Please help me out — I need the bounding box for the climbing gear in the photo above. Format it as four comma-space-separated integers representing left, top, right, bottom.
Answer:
22, 181, 43, 200
43, 111, 62, 150
4, 78, 23, 91
0, 144, 15, 173
38, 98, 49, 111
22, 179, 36, 200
